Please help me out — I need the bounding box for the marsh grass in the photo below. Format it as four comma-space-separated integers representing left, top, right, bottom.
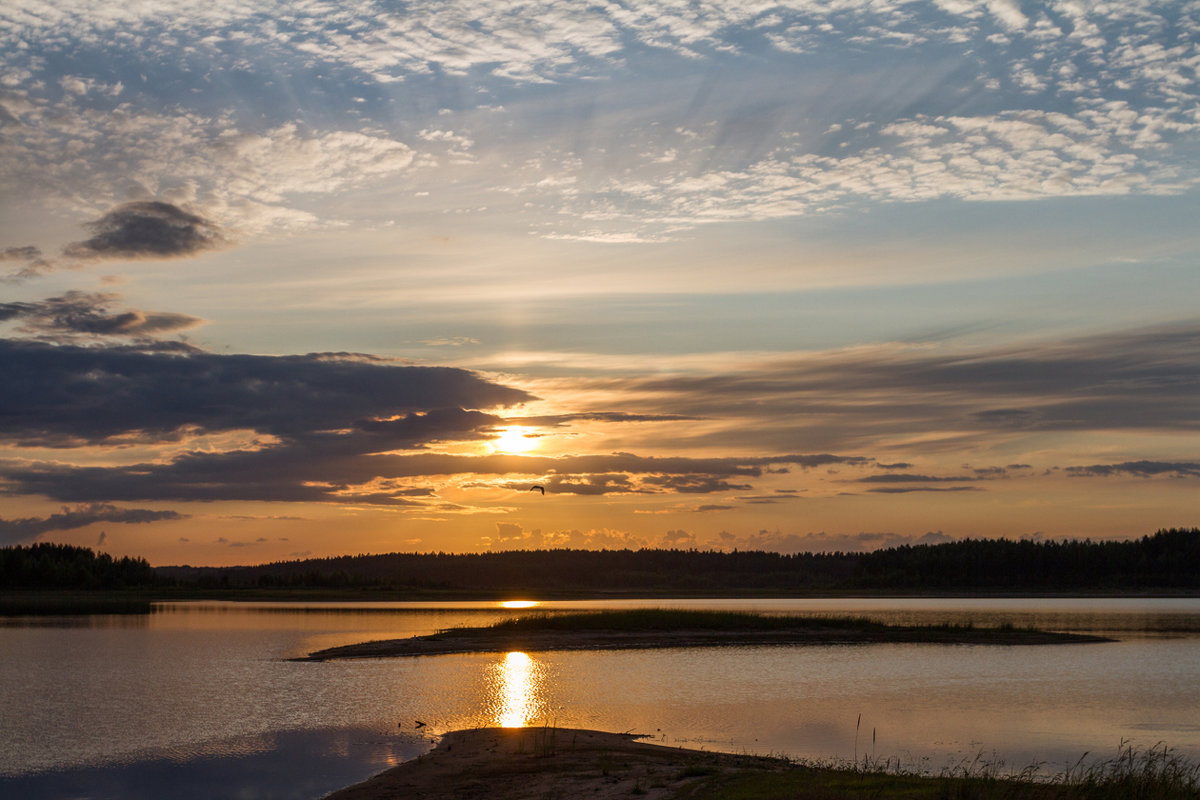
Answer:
684, 741, 1200, 800
1055, 741, 1200, 799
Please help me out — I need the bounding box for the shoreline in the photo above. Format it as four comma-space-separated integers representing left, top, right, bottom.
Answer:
322, 726, 1200, 800
321, 726, 791, 800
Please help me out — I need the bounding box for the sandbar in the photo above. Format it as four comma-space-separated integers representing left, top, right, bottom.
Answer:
321, 726, 786, 800
298, 625, 1109, 661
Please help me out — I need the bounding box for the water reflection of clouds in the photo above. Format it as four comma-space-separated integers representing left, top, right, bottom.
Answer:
488, 651, 546, 728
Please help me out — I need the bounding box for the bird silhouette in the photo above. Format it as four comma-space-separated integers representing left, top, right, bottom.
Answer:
529, 485, 545, 495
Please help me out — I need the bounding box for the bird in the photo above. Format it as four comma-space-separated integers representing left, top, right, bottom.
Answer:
529, 485, 545, 495
415, 720, 426, 728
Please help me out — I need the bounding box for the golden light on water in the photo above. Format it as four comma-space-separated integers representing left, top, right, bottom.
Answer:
499, 600, 540, 609
491, 651, 543, 728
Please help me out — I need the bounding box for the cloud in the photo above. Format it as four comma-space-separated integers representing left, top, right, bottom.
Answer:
4, 448, 870, 507
64, 201, 223, 260
0, 338, 529, 447
865, 486, 983, 494
483, 523, 650, 550
0, 503, 186, 545
543, 103, 1198, 240
856, 474, 980, 483
0, 102, 417, 238
0, 291, 204, 339
580, 323, 1200, 452
715, 529, 957, 554
642, 475, 753, 493
521, 412, 703, 426
1065, 461, 1200, 479
3, 0, 1196, 246
1, 245, 54, 281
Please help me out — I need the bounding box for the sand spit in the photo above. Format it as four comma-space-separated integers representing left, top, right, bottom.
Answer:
297, 626, 1110, 661
321, 726, 786, 800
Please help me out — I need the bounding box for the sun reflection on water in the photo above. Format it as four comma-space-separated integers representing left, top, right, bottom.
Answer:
489, 651, 544, 728
499, 600, 540, 609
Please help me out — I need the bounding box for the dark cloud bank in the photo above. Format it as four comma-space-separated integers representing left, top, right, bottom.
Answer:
3, 201, 224, 283
0, 291, 202, 339
64, 201, 223, 260
594, 323, 1200, 451
4, 322, 1196, 516
1, 336, 875, 507
0, 338, 529, 447
0, 503, 186, 546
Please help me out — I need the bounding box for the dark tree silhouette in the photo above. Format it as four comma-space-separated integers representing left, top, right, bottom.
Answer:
148, 528, 1199, 595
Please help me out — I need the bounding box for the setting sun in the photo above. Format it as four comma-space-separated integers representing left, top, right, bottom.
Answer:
492, 426, 539, 454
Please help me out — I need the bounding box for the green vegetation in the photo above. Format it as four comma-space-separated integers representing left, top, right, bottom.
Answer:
679, 741, 1200, 800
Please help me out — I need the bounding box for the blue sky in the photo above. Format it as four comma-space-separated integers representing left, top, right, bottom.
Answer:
1, 0, 1198, 563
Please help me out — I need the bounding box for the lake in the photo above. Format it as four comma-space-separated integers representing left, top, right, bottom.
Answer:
3, 597, 1199, 799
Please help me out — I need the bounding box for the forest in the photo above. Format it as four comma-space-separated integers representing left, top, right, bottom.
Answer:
0, 542, 156, 589
3, 528, 1198, 596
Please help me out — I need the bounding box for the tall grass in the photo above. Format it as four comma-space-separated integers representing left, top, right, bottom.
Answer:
695, 740, 1200, 800
1054, 741, 1200, 799
856, 740, 1200, 800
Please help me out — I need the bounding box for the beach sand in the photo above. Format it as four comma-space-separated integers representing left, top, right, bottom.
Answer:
321, 726, 788, 800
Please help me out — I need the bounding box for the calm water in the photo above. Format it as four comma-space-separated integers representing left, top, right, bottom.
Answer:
2, 597, 1199, 799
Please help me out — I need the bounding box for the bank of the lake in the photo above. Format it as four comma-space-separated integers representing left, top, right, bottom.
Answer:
325, 726, 1200, 800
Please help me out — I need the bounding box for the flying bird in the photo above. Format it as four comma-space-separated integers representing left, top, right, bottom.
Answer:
530, 485, 545, 495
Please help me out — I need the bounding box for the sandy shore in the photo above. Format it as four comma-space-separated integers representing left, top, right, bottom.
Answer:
322, 727, 788, 800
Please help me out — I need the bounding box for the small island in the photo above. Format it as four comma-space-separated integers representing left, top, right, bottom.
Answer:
296, 609, 1110, 661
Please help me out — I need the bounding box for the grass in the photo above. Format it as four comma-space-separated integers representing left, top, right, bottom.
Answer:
678, 741, 1200, 800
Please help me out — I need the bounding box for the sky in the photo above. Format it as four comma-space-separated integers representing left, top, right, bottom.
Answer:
1, 0, 1198, 566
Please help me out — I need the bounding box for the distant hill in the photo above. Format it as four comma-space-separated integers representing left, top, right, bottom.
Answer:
149, 528, 1200, 595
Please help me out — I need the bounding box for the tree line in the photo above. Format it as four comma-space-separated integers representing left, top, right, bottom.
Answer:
3, 529, 1196, 594
0, 542, 156, 589
150, 528, 1200, 595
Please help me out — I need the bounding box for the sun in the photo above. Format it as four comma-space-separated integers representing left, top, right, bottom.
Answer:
492, 425, 540, 454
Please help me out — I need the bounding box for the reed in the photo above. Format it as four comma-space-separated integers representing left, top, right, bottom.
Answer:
685, 739, 1200, 799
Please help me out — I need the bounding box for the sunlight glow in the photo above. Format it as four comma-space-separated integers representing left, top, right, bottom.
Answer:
499, 600, 540, 609
492, 426, 539, 454
494, 651, 539, 728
